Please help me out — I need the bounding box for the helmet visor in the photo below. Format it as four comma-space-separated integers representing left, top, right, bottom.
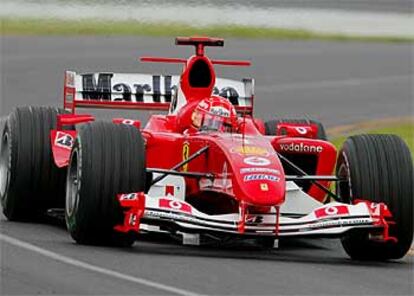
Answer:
199, 113, 234, 133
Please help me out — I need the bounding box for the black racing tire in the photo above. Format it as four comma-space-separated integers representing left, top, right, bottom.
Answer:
336, 134, 413, 260
65, 122, 146, 246
264, 118, 327, 140
0, 106, 69, 221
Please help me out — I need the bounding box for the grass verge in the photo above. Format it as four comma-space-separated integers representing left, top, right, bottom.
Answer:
328, 118, 414, 156
1, 18, 413, 43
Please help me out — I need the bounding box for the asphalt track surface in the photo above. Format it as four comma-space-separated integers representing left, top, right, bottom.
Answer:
0, 37, 413, 295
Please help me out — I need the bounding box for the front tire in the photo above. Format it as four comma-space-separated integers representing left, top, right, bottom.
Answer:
65, 122, 146, 246
336, 134, 413, 260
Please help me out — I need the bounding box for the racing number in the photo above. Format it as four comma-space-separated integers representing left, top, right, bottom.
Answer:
182, 142, 190, 172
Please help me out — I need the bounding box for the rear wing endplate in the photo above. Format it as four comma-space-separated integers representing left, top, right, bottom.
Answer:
63, 71, 254, 114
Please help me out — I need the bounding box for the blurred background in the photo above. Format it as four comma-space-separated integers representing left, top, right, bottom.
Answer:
1, 0, 413, 36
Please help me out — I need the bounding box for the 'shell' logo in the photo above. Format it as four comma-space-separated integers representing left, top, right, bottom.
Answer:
233, 146, 268, 156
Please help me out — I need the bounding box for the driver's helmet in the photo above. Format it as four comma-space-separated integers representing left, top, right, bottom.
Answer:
191, 96, 237, 132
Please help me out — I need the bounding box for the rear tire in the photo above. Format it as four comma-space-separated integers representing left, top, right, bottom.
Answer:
265, 118, 327, 193
1, 106, 69, 221
336, 134, 413, 260
265, 118, 327, 140
65, 122, 146, 246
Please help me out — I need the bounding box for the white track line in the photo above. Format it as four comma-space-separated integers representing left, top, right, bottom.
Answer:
258, 74, 412, 93
0, 233, 203, 296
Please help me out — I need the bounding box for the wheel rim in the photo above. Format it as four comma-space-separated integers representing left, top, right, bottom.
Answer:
66, 148, 80, 217
0, 132, 10, 199
337, 152, 353, 203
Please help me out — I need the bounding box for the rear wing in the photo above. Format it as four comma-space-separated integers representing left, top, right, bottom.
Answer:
63, 71, 254, 115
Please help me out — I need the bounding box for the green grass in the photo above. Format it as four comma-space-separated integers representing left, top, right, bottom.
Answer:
330, 122, 414, 156
1, 18, 413, 43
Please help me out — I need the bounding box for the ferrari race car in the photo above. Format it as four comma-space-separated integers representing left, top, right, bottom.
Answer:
1, 37, 413, 260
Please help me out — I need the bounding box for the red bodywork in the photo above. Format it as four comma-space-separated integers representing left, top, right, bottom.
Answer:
53, 37, 336, 211
53, 37, 400, 240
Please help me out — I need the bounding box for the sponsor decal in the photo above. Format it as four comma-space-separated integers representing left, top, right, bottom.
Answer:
240, 167, 280, 175
159, 199, 192, 214
231, 134, 253, 144
128, 213, 138, 226
198, 99, 209, 110
360, 201, 388, 214
210, 106, 230, 117
279, 142, 323, 153
121, 119, 135, 125
54, 132, 74, 149
65, 71, 75, 87
145, 210, 200, 225
165, 185, 175, 197
182, 142, 190, 172
295, 127, 309, 135
356, 200, 391, 217
244, 174, 280, 182
246, 215, 264, 224
65, 92, 74, 103
243, 156, 271, 166
80, 73, 243, 105
369, 202, 391, 217
113, 118, 141, 128
314, 205, 349, 218
119, 193, 138, 200
260, 183, 269, 191
308, 218, 372, 229
233, 146, 268, 156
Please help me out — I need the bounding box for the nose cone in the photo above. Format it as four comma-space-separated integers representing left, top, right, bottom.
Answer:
217, 137, 286, 206
234, 155, 286, 206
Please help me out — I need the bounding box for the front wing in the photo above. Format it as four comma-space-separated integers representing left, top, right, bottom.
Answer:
115, 193, 393, 240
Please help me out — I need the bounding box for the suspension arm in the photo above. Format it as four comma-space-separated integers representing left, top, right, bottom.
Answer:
147, 168, 214, 179
286, 175, 340, 181
277, 152, 341, 202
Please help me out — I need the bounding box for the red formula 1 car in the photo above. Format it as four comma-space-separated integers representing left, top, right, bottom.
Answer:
1, 37, 412, 260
